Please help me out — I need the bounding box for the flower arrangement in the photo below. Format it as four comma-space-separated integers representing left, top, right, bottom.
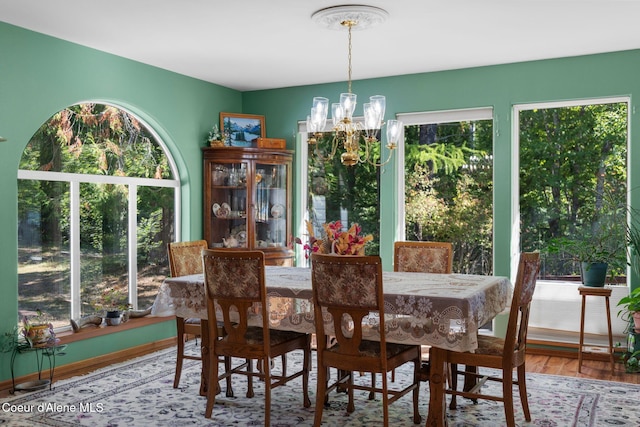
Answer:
94, 287, 131, 313
295, 220, 373, 258
207, 124, 222, 142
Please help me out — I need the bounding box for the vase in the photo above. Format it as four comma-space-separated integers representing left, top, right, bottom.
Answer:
581, 262, 608, 287
25, 324, 51, 347
633, 312, 640, 333
104, 310, 121, 326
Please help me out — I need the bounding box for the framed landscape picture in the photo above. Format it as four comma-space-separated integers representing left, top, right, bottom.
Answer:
220, 112, 265, 148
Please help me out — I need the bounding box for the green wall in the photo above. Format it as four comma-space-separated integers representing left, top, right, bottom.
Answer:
3, 20, 640, 381
0, 22, 241, 381
243, 50, 640, 274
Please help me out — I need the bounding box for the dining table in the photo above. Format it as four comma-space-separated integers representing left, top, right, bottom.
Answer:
151, 265, 511, 427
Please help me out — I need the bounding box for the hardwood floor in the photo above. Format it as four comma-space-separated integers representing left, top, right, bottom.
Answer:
525, 353, 640, 384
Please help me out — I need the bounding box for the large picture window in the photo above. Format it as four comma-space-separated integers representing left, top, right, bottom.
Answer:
17, 103, 179, 328
397, 109, 494, 275
517, 99, 628, 283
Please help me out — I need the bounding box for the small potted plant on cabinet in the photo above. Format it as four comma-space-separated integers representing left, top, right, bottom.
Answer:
207, 124, 224, 147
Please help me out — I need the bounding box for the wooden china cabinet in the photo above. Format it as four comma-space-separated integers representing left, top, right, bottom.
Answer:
202, 147, 294, 266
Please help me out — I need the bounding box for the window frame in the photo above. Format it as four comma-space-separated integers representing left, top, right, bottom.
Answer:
17, 103, 181, 324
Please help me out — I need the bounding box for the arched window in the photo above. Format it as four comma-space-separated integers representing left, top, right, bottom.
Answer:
17, 103, 179, 328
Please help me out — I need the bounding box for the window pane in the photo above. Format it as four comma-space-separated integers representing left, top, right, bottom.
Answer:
80, 183, 129, 315
519, 102, 628, 282
18, 179, 70, 328
19, 104, 174, 180
404, 121, 493, 275
305, 135, 381, 261
137, 185, 173, 310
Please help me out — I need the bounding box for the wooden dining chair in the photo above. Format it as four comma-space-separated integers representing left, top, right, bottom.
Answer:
391, 241, 454, 383
202, 249, 311, 423
310, 253, 422, 426
445, 252, 541, 427
167, 240, 232, 396
394, 241, 453, 274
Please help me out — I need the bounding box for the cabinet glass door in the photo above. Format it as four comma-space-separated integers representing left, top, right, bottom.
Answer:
254, 163, 287, 249
209, 162, 248, 248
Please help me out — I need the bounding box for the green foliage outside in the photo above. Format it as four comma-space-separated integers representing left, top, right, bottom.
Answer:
404, 121, 494, 275
519, 103, 628, 281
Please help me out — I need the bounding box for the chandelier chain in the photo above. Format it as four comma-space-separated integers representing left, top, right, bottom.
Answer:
347, 22, 353, 94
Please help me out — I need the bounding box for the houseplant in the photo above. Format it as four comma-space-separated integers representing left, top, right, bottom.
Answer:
617, 287, 640, 332
207, 124, 224, 147
21, 309, 56, 347
94, 287, 131, 326
547, 191, 627, 287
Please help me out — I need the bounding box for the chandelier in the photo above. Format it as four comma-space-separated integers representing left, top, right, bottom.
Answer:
307, 5, 402, 167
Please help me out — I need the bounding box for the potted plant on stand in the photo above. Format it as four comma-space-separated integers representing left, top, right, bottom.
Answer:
20, 309, 56, 347
548, 191, 627, 287
95, 287, 131, 326
548, 229, 626, 287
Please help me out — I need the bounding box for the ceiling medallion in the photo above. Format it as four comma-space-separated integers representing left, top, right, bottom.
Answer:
311, 5, 389, 31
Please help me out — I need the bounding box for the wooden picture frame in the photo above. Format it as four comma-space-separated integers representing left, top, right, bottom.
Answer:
220, 112, 265, 148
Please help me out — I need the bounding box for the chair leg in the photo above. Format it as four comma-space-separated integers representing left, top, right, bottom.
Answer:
263, 356, 271, 427
173, 317, 186, 388
347, 371, 355, 413
502, 371, 516, 427
281, 354, 287, 377
302, 341, 311, 408
369, 372, 376, 400
412, 357, 421, 424
449, 363, 458, 410
205, 348, 219, 418
246, 358, 254, 398
382, 367, 390, 427
314, 359, 328, 426
517, 364, 531, 421
224, 356, 234, 397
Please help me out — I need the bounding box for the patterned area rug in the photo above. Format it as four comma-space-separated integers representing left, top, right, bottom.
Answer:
1, 345, 639, 426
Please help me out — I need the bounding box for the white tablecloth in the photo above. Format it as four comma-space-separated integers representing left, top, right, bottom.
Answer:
151, 266, 511, 352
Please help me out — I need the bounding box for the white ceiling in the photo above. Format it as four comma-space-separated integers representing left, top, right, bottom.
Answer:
2, 1, 640, 91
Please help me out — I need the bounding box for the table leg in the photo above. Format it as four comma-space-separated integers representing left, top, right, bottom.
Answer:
426, 346, 447, 427
200, 319, 210, 397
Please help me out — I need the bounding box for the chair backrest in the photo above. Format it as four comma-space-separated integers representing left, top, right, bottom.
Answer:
167, 240, 209, 277
505, 252, 541, 360
202, 249, 268, 350
310, 253, 386, 358
394, 241, 453, 273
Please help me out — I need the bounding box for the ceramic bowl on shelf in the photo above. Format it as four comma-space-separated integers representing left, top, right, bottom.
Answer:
271, 204, 284, 219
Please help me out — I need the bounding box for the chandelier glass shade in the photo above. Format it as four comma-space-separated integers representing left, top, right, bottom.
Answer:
307, 6, 402, 167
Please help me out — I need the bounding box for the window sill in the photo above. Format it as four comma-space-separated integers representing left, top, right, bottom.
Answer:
56, 316, 174, 345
